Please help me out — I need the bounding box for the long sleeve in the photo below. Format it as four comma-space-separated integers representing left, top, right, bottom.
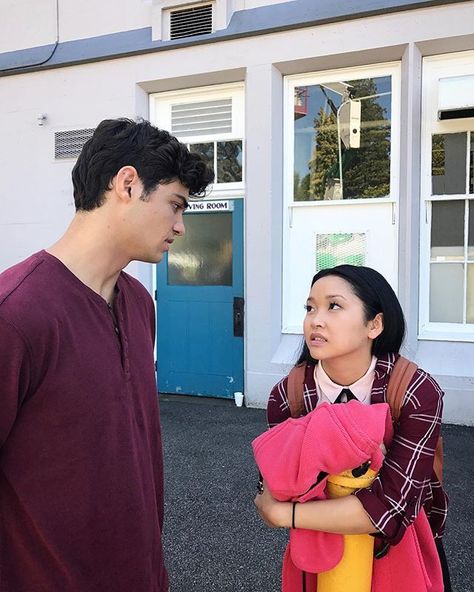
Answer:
267, 363, 319, 428
267, 376, 292, 427
354, 369, 445, 545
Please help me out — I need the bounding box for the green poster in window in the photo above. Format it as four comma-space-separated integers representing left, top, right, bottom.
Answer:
316, 233, 366, 272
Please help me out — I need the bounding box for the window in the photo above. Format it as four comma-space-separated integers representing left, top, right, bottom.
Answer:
420, 52, 474, 340
293, 76, 392, 201
150, 84, 245, 195
283, 64, 400, 333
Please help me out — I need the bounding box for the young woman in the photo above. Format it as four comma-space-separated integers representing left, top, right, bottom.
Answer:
254, 265, 450, 591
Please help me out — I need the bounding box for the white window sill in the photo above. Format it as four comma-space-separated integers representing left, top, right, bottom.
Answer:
418, 326, 474, 343
288, 197, 395, 207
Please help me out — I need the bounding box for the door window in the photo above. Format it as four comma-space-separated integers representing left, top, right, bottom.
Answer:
168, 213, 233, 286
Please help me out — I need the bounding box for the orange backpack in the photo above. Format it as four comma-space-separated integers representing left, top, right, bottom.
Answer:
286, 356, 444, 483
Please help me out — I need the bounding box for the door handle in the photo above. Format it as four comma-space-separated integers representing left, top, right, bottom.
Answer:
233, 297, 244, 337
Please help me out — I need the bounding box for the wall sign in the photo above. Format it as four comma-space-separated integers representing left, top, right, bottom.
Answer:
186, 200, 234, 213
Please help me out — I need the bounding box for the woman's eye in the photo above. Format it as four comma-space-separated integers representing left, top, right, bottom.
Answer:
329, 302, 341, 310
303, 304, 313, 313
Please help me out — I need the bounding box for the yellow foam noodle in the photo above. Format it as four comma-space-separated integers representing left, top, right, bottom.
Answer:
316, 468, 377, 592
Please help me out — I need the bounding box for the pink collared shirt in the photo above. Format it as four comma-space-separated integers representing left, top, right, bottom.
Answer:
314, 356, 377, 407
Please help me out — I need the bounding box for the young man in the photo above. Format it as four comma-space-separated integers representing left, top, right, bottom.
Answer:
0, 118, 214, 592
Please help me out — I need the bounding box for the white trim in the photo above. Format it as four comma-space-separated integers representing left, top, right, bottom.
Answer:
288, 196, 396, 208
282, 62, 401, 334
419, 51, 474, 342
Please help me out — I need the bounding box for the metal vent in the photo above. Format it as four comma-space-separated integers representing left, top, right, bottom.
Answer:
54, 128, 94, 159
169, 3, 213, 40
171, 99, 232, 137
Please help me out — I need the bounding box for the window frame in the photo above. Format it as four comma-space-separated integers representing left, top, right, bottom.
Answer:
149, 83, 245, 197
419, 52, 474, 342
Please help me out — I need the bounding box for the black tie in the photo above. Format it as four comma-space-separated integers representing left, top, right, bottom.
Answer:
334, 388, 356, 404
334, 388, 369, 478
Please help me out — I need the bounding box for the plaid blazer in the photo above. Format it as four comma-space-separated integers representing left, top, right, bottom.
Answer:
267, 352, 448, 545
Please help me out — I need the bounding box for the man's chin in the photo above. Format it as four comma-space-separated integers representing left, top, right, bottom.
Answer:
135, 252, 164, 264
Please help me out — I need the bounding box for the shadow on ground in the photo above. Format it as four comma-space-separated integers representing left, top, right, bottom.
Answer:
160, 395, 473, 592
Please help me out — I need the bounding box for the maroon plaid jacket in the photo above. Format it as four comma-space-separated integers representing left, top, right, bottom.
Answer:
267, 353, 448, 545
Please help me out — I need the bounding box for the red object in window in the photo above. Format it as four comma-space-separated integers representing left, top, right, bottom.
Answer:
294, 87, 308, 119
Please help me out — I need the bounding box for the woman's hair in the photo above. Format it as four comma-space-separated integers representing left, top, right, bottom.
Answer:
296, 265, 406, 365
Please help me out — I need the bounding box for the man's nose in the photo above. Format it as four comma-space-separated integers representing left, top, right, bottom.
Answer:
174, 216, 185, 236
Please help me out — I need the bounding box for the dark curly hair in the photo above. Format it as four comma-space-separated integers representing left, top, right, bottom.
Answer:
72, 118, 214, 211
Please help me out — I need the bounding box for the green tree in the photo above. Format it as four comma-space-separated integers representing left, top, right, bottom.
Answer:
294, 172, 311, 201
307, 78, 391, 200
342, 78, 391, 199
308, 108, 338, 200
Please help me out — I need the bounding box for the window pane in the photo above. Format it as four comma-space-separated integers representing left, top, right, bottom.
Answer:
189, 142, 214, 175
469, 202, 474, 260
217, 141, 242, 183
431, 133, 467, 195
430, 263, 464, 323
430, 200, 464, 261
293, 76, 391, 201
467, 264, 474, 323
168, 213, 232, 286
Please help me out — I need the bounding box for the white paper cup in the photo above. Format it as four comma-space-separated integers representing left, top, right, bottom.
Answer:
234, 391, 244, 407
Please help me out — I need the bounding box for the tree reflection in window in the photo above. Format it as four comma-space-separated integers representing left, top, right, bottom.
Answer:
294, 77, 391, 201
189, 140, 243, 184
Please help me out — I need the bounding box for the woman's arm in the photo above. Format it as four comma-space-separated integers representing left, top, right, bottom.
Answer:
256, 369, 444, 540
255, 484, 377, 535
267, 376, 292, 427
354, 369, 444, 544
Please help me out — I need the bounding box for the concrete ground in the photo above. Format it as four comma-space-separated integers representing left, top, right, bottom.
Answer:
160, 395, 473, 591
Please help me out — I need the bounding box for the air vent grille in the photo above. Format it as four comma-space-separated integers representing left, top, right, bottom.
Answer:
169, 3, 213, 40
171, 98, 232, 137
55, 128, 94, 159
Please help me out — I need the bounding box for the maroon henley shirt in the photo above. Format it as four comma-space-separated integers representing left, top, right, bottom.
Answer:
0, 251, 168, 592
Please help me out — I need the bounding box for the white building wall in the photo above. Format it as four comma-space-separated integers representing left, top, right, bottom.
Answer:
0, 0, 297, 53
1, 1, 474, 422
0, 0, 153, 53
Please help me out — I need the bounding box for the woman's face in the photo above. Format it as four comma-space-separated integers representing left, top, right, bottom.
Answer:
303, 275, 382, 364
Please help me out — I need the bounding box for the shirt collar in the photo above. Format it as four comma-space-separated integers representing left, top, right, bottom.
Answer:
315, 356, 377, 404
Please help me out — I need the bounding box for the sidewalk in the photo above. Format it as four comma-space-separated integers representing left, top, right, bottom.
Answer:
160, 395, 474, 592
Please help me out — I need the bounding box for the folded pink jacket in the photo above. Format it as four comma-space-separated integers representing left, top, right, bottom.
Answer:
252, 401, 443, 592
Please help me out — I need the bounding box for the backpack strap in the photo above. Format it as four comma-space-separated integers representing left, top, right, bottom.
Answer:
287, 363, 306, 418
386, 355, 418, 423
386, 356, 444, 484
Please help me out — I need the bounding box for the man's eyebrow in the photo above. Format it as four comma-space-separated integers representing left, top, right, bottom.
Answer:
173, 193, 190, 209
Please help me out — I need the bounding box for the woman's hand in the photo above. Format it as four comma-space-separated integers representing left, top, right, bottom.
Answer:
254, 481, 292, 529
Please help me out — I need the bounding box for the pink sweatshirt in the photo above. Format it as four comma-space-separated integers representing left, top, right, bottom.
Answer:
252, 401, 443, 592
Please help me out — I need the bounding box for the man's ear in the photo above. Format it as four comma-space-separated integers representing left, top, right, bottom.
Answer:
113, 166, 140, 202
368, 312, 384, 340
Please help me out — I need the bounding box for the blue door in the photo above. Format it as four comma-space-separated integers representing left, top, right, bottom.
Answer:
156, 199, 244, 398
